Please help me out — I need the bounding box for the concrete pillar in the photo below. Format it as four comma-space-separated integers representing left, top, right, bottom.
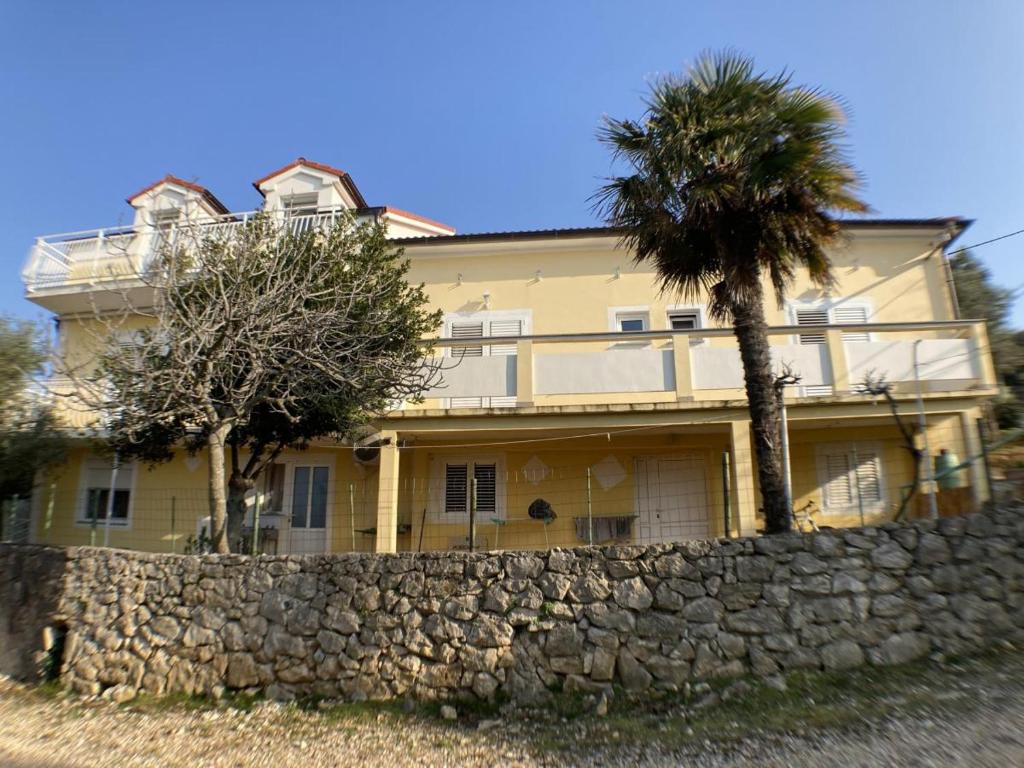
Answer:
672, 336, 694, 401
516, 339, 534, 407
728, 420, 758, 537
824, 329, 849, 394
969, 322, 998, 388
960, 407, 990, 507
374, 431, 400, 553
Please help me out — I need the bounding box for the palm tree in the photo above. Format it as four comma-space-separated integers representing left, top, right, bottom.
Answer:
596, 52, 867, 534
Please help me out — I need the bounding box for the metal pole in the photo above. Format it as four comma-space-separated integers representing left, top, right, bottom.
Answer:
586, 468, 594, 545
977, 417, 994, 504
102, 450, 120, 547
251, 491, 261, 556
170, 496, 176, 553
349, 483, 356, 552
852, 443, 866, 527
778, 391, 793, 516
469, 477, 477, 553
913, 341, 939, 519
722, 451, 732, 538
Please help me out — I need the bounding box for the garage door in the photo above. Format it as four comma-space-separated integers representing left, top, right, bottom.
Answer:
634, 455, 710, 544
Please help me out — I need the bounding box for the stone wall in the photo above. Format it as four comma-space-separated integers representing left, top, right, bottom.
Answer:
2, 508, 1023, 703
0, 545, 68, 680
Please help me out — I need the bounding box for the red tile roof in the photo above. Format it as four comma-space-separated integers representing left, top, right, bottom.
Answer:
126, 174, 229, 214
381, 206, 454, 233
251, 157, 367, 208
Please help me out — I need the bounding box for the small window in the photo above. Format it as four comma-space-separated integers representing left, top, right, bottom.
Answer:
78, 458, 134, 526
442, 460, 501, 517
263, 463, 286, 514
152, 209, 180, 232
818, 444, 884, 514
667, 310, 699, 331
794, 303, 870, 345
617, 314, 647, 333
282, 193, 320, 217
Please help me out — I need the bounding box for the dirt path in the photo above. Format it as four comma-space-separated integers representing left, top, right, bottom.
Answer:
2, 649, 1023, 767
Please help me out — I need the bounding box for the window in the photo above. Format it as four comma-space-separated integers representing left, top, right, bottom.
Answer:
291, 466, 329, 529
793, 301, 871, 345
263, 463, 286, 514
667, 311, 699, 331
616, 313, 647, 333
438, 457, 503, 518
817, 443, 884, 514
152, 209, 180, 232
444, 313, 528, 408
77, 458, 134, 526
282, 193, 320, 217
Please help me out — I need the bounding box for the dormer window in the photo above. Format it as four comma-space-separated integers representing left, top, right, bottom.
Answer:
152, 209, 180, 232
282, 193, 319, 217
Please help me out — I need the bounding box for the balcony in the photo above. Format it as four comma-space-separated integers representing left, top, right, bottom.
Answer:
411, 320, 996, 413
22, 209, 370, 310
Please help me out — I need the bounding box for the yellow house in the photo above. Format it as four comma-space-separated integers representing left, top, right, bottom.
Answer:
21, 159, 997, 555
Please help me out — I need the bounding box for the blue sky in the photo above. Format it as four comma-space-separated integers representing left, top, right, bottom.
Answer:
2, 1, 1022, 323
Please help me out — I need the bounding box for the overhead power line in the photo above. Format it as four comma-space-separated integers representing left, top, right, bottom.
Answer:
948, 227, 1024, 257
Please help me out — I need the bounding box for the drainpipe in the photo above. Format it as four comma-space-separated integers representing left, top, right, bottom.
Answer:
913, 341, 939, 519
102, 450, 121, 547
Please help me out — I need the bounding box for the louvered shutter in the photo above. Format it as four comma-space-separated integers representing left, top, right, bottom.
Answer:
473, 463, 497, 514
488, 319, 521, 407
444, 464, 468, 514
833, 305, 870, 342
795, 307, 829, 344
449, 322, 484, 357
823, 452, 854, 509
854, 450, 882, 505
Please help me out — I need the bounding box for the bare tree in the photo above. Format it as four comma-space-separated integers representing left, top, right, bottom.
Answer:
859, 372, 921, 520
58, 210, 443, 552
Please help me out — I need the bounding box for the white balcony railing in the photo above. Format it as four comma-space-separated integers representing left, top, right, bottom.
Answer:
412, 320, 996, 410
22, 208, 366, 293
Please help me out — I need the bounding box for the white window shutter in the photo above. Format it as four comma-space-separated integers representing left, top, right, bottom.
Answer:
795, 307, 829, 345
833, 305, 870, 342
823, 452, 853, 509
854, 450, 882, 504
449, 322, 484, 357
487, 319, 521, 356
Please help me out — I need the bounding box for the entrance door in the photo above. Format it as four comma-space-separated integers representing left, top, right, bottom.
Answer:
286, 465, 330, 554
635, 455, 710, 544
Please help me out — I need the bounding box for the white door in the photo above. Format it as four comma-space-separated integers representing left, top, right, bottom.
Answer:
285, 464, 330, 554
635, 455, 710, 544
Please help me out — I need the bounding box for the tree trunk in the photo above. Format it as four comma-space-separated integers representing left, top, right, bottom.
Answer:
206, 424, 232, 554
731, 283, 791, 534
226, 471, 253, 553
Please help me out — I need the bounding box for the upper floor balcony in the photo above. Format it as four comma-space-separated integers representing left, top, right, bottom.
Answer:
404, 319, 997, 417
22, 207, 444, 314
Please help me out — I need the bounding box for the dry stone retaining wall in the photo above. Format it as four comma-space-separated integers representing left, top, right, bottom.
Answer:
2, 508, 1024, 703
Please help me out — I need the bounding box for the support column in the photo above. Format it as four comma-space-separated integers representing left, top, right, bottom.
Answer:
825, 329, 849, 394
374, 431, 400, 553
673, 335, 694, 401
969, 322, 998, 388
728, 420, 758, 537
516, 339, 534, 407
960, 407, 990, 507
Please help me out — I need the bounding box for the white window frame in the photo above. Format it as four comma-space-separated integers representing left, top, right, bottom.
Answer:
815, 441, 886, 516
75, 456, 138, 529
665, 304, 707, 345
281, 192, 320, 217
430, 454, 506, 522
442, 310, 531, 408
788, 298, 874, 345
608, 306, 651, 348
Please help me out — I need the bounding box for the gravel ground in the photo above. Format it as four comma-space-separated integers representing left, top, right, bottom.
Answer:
2, 649, 1023, 767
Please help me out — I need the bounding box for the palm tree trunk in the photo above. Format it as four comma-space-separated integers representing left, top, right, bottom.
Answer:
731, 283, 792, 534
